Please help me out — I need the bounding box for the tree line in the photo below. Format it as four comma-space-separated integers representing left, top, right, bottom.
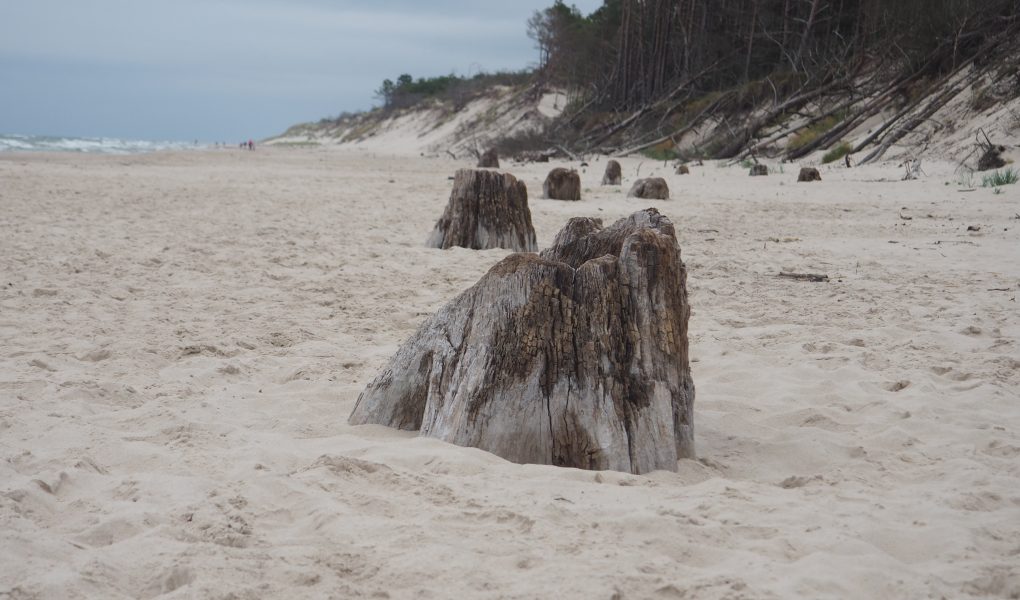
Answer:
528, 0, 1019, 110
375, 71, 531, 111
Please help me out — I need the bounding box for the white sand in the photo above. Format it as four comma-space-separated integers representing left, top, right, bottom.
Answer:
1, 148, 1018, 599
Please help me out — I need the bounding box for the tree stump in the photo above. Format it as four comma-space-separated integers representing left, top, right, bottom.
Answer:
627, 177, 670, 200
676, 165, 690, 175
543, 168, 582, 201
797, 167, 821, 182
426, 169, 537, 252
602, 160, 622, 185
749, 164, 769, 176
350, 208, 695, 474
977, 145, 1006, 171
477, 149, 500, 168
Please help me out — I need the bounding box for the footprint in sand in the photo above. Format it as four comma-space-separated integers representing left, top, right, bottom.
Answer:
885, 380, 910, 392
144, 565, 194, 597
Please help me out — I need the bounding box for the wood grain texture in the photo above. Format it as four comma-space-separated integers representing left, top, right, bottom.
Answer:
426, 169, 537, 252
602, 160, 623, 185
543, 168, 582, 201
353, 208, 694, 474
628, 177, 670, 200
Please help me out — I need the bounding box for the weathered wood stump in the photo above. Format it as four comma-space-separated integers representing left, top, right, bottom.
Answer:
602, 160, 622, 185
543, 168, 582, 201
977, 145, 1006, 171
426, 169, 537, 252
627, 177, 670, 200
676, 165, 690, 175
351, 208, 695, 474
797, 167, 821, 182
749, 164, 769, 176
477, 149, 500, 168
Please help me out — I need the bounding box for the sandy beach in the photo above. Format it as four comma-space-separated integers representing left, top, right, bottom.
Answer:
1, 147, 1018, 599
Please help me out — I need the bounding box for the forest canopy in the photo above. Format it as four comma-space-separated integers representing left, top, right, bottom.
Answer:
525, 0, 1019, 109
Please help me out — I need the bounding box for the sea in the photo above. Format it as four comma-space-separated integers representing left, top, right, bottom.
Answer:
0, 133, 207, 154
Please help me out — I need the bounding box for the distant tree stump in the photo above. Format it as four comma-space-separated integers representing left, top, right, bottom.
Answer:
517, 151, 551, 163
749, 164, 769, 176
544, 168, 582, 200
426, 169, 537, 252
797, 167, 821, 182
676, 165, 690, 175
627, 177, 670, 199
477, 149, 500, 168
350, 208, 695, 474
602, 160, 623, 185
977, 145, 1006, 171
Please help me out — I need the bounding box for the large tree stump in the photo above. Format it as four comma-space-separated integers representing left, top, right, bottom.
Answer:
627, 177, 670, 199
602, 160, 622, 185
543, 168, 582, 201
477, 149, 500, 168
797, 167, 821, 182
426, 169, 537, 252
351, 208, 695, 474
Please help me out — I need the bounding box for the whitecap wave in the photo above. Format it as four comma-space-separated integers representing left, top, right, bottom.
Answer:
0, 133, 206, 154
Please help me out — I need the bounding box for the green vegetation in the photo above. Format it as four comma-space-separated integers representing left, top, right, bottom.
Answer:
822, 142, 853, 164
375, 71, 532, 111
981, 168, 1018, 187
272, 141, 321, 147
789, 113, 845, 151
641, 141, 681, 161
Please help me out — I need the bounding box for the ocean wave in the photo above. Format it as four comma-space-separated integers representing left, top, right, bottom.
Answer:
0, 133, 206, 154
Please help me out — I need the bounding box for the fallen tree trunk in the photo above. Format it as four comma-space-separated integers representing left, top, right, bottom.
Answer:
612, 92, 733, 157
713, 78, 849, 159
351, 209, 695, 474
859, 84, 964, 164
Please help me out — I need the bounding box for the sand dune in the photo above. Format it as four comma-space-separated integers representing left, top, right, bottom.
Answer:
1, 148, 1018, 599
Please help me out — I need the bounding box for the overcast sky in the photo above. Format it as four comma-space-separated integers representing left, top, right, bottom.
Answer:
0, 0, 602, 141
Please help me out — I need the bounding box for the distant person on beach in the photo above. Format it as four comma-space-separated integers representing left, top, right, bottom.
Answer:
248, 139, 254, 151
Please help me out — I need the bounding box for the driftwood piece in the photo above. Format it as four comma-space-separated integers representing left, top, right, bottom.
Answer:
676, 165, 690, 175
798, 167, 821, 182
426, 169, 537, 252
627, 178, 670, 200
778, 272, 829, 282
749, 164, 769, 177
544, 168, 582, 201
351, 209, 695, 474
477, 149, 500, 168
602, 160, 622, 185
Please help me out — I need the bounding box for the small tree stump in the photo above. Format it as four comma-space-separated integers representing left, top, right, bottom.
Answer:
426, 169, 537, 252
544, 168, 582, 201
350, 208, 695, 474
977, 145, 1006, 171
477, 149, 500, 168
627, 177, 670, 200
602, 160, 623, 185
797, 167, 821, 182
749, 164, 769, 176
517, 151, 551, 163
676, 165, 690, 175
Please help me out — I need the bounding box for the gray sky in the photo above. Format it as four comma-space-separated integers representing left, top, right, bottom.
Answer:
0, 0, 602, 141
